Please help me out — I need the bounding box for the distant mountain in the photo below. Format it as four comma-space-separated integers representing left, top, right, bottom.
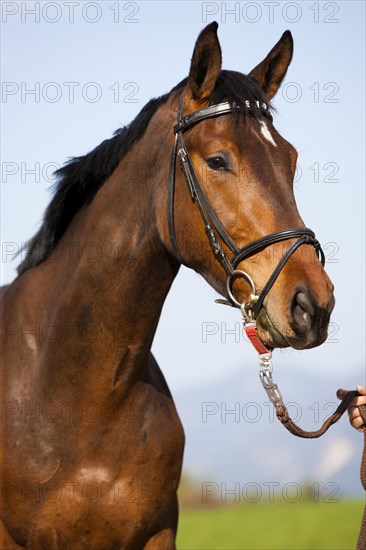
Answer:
173, 361, 365, 500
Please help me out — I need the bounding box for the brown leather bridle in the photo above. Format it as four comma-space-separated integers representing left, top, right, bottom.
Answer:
168, 93, 325, 318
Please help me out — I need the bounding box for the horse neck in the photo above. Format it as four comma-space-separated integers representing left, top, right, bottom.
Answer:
32, 103, 178, 396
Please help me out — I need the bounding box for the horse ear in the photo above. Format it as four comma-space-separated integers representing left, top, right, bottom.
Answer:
188, 22, 222, 103
249, 31, 293, 100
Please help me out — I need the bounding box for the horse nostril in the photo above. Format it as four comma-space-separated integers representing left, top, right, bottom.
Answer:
288, 287, 334, 347
291, 291, 314, 333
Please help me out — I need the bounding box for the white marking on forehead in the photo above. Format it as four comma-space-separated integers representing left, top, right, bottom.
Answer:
259, 120, 277, 147
80, 467, 112, 483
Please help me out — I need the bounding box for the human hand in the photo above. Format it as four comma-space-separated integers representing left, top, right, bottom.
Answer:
337, 386, 366, 432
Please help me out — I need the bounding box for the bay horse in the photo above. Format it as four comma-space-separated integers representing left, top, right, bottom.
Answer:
1, 23, 335, 549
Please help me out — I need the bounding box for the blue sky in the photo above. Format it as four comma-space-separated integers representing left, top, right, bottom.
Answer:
2, 1, 364, 392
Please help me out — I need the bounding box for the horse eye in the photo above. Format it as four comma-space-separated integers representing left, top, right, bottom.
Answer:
206, 156, 230, 172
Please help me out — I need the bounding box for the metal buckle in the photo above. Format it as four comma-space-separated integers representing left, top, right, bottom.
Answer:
240, 299, 258, 323
240, 303, 285, 409
258, 351, 284, 408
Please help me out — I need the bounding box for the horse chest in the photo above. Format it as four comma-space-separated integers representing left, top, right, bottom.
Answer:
2, 386, 184, 549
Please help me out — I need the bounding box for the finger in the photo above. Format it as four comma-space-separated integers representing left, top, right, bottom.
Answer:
352, 396, 366, 406
350, 416, 366, 430
348, 406, 360, 420
337, 388, 366, 403
337, 388, 348, 400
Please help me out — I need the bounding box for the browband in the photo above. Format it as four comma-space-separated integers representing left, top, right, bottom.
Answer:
174, 99, 271, 134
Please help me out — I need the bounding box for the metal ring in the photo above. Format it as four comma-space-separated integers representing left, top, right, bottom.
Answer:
226, 270, 256, 308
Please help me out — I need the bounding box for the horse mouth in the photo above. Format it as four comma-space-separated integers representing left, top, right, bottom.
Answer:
255, 308, 289, 349
255, 307, 329, 350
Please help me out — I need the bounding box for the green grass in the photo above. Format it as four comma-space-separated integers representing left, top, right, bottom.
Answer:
177, 500, 365, 550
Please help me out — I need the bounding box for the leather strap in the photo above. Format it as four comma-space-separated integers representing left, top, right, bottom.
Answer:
244, 324, 270, 355
231, 228, 322, 267
174, 102, 239, 133
173, 100, 271, 134
176, 133, 238, 255
168, 96, 186, 265
252, 234, 323, 318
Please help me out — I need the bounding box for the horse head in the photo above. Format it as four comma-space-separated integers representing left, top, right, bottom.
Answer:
160, 23, 334, 351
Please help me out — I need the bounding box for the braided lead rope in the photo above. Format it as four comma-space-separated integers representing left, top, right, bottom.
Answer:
275, 390, 358, 439
241, 304, 366, 547
275, 393, 366, 550
250, 331, 366, 548
274, 389, 365, 550
356, 405, 366, 550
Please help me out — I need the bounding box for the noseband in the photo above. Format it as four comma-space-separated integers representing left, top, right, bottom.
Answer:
168, 93, 325, 319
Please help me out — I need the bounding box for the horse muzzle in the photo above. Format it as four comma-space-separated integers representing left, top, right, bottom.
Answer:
256, 287, 335, 350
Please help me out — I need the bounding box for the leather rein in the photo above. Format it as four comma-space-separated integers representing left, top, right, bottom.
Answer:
168, 92, 366, 549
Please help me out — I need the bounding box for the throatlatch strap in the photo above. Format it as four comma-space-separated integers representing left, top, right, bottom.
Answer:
168, 133, 183, 264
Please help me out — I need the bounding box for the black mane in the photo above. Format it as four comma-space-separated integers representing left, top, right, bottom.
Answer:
18, 71, 270, 274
